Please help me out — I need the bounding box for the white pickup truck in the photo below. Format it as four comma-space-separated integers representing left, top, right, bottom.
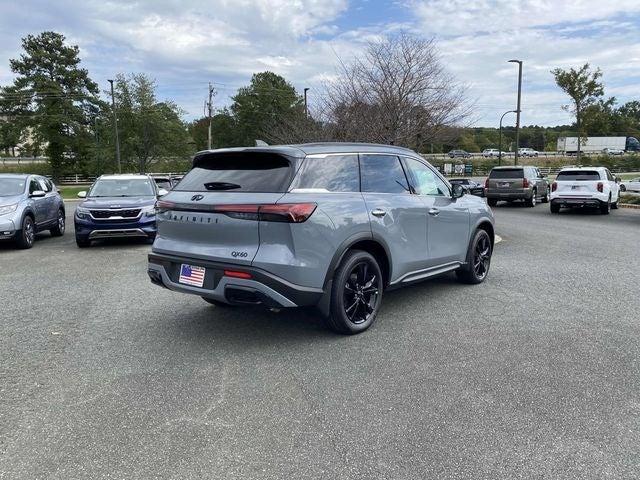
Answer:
550, 167, 620, 214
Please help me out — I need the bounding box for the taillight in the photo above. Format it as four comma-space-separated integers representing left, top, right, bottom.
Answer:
484, 178, 489, 189
551, 182, 557, 192
523, 178, 529, 188
224, 270, 252, 279
597, 182, 603, 192
155, 200, 176, 213
214, 203, 317, 223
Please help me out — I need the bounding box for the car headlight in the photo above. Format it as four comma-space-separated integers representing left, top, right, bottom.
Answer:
75, 206, 90, 219
141, 205, 156, 217
0, 204, 18, 216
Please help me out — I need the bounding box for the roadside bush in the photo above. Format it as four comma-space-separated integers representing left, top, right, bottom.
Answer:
619, 194, 640, 205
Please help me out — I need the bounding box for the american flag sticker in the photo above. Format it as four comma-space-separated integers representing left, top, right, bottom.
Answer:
179, 264, 206, 287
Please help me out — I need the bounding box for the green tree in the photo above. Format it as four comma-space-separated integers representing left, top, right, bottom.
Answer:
230, 72, 303, 146
188, 109, 241, 151
551, 63, 604, 159
0, 31, 102, 178
102, 73, 193, 173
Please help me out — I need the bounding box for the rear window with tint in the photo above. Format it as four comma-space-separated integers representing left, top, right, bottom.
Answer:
489, 168, 524, 179
291, 155, 359, 192
176, 153, 293, 193
556, 170, 601, 181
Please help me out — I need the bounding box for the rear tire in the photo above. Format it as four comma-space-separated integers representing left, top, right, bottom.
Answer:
600, 197, 611, 215
619, 184, 626, 192
541, 187, 550, 203
16, 215, 35, 249
50, 209, 65, 237
550, 203, 560, 213
487, 198, 498, 207
326, 250, 383, 335
75, 236, 91, 248
456, 229, 492, 285
525, 190, 537, 207
611, 200, 618, 210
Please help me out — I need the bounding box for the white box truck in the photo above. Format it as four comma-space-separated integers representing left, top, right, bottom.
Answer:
557, 136, 638, 154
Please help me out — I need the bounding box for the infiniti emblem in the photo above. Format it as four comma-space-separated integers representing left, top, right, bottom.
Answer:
191, 194, 204, 201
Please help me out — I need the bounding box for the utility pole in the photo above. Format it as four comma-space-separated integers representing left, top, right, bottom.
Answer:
205, 83, 215, 150
303, 87, 310, 118
508, 60, 523, 165
107, 79, 122, 173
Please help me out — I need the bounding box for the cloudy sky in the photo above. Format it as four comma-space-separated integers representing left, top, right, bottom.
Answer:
1, 0, 639, 127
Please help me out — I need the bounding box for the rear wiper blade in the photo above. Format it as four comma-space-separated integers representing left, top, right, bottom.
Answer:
204, 182, 241, 190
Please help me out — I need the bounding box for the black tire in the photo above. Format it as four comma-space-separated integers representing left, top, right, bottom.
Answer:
202, 297, 234, 307
611, 200, 618, 210
16, 215, 35, 249
600, 197, 611, 215
525, 189, 537, 207
487, 198, 498, 207
619, 184, 626, 192
75, 236, 91, 248
550, 203, 560, 213
456, 229, 492, 284
541, 187, 550, 203
50, 208, 65, 237
325, 250, 383, 335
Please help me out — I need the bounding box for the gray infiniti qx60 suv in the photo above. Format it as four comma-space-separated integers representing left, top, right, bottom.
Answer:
148, 143, 495, 334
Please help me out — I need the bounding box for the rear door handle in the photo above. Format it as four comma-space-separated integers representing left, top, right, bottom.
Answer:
371, 209, 386, 217
428, 208, 440, 216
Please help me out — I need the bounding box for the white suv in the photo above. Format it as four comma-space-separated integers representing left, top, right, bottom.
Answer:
482, 149, 503, 158
518, 148, 539, 157
550, 167, 620, 214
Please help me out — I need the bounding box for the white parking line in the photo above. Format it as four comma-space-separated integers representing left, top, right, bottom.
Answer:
495, 235, 503, 244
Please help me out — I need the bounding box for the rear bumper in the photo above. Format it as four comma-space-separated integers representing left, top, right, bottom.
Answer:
147, 252, 324, 308
485, 189, 531, 200
550, 197, 604, 208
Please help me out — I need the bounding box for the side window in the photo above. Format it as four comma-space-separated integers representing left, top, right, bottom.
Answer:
38, 177, 51, 192
291, 155, 359, 192
360, 154, 409, 194
29, 178, 41, 194
403, 157, 449, 196
606, 170, 613, 181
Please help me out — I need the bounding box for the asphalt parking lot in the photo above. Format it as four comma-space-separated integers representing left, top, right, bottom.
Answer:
1, 203, 640, 479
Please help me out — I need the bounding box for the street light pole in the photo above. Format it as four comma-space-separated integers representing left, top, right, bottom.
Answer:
303, 87, 310, 118
107, 79, 121, 173
499, 110, 517, 166
508, 60, 523, 166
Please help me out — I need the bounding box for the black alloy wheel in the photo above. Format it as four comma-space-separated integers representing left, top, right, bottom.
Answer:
343, 261, 381, 325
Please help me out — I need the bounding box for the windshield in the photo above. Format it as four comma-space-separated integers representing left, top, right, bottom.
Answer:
89, 178, 156, 197
556, 171, 601, 181
0, 177, 27, 196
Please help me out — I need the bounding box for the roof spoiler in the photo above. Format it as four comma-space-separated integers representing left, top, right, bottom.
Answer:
255, 140, 269, 147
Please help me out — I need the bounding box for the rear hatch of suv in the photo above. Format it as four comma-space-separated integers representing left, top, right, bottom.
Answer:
487, 167, 525, 194
553, 170, 603, 198
153, 150, 303, 266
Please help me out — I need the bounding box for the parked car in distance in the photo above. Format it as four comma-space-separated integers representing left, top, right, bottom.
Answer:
619, 177, 640, 192
449, 178, 484, 197
485, 166, 549, 207
482, 149, 507, 158
74, 174, 167, 248
152, 176, 173, 192
518, 148, 539, 157
0, 174, 65, 248
448, 149, 471, 159
602, 147, 624, 156
550, 167, 620, 214
147, 143, 495, 335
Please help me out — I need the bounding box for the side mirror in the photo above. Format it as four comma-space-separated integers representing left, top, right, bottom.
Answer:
451, 183, 465, 199
30, 190, 46, 198
157, 188, 169, 197
77, 191, 87, 198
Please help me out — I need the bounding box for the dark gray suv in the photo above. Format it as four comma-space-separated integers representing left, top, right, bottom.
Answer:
148, 143, 495, 334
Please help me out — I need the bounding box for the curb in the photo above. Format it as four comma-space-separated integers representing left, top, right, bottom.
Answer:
619, 203, 640, 210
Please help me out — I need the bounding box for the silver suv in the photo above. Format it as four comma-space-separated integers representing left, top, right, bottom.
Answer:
147, 143, 495, 334
0, 174, 66, 248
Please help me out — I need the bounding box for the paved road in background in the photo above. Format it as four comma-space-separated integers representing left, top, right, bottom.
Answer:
1, 204, 639, 479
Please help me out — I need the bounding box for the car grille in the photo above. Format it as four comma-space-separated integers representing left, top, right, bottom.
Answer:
90, 208, 141, 219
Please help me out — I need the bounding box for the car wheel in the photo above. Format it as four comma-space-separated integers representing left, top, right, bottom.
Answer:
75, 236, 91, 248
50, 208, 65, 236
525, 189, 537, 207
326, 250, 383, 334
611, 200, 618, 209
541, 187, 550, 203
456, 229, 492, 285
550, 203, 560, 213
487, 198, 498, 207
16, 215, 35, 249
600, 197, 611, 215
619, 184, 626, 192
202, 297, 234, 307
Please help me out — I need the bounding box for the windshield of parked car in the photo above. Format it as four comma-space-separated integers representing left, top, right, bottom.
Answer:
489, 168, 524, 179
0, 177, 27, 196
556, 171, 601, 181
89, 178, 156, 197
449, 179, 470, 185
